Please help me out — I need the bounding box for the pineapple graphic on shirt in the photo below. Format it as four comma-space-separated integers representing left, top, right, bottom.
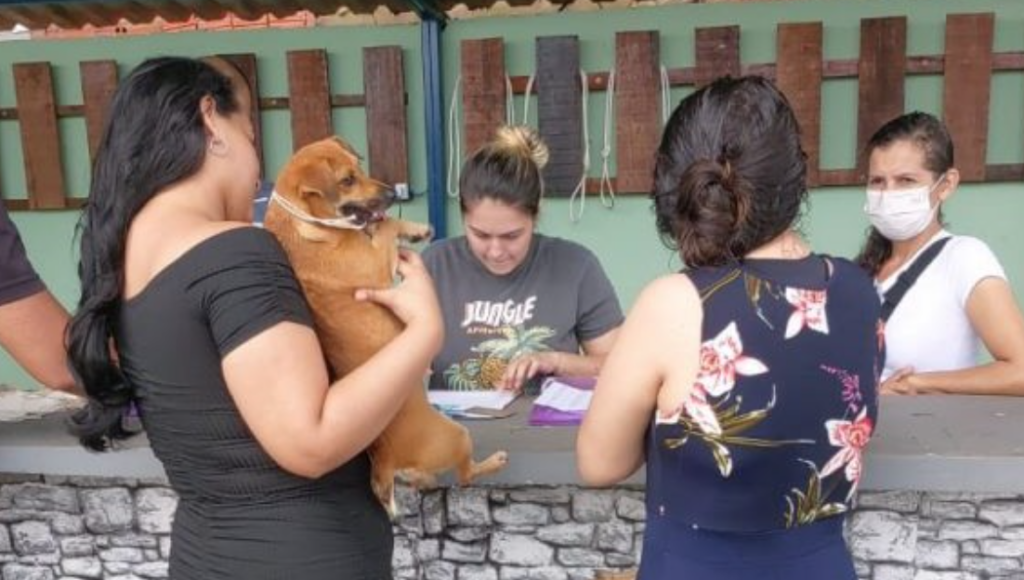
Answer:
444, 324, 556, 390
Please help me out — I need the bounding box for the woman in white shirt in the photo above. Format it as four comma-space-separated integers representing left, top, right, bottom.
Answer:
857, 111, 1024, 395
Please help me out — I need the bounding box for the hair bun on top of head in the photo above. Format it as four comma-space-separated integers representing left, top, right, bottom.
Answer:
493, 125, 550, 170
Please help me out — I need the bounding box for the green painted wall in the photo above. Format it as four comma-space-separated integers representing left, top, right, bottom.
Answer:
2, 0, 1023, 389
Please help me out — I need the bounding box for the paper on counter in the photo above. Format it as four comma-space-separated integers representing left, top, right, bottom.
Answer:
428, 390, 518, 419
533, 377, 594, 412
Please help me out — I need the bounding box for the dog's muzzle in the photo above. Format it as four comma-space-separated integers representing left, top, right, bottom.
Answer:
339, 189, 395, 227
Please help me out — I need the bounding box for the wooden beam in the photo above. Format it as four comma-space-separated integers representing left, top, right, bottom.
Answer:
79, 60, 118, 163
13, 63, 66, 209
363, 46, 409, 188
286, 49, 333, 151
857, 17, 907, 175
536, 35, 583, 197
943, 13, 994, 182
776, 22, 823, 187
219, 53, 264, 165
694, 26, 741, 88
614, 31, 661, 195
461, 38, 506, 157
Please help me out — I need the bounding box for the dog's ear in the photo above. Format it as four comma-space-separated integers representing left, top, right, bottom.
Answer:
296, 158, 335, 202
330, 136, 363, 162
299, 183, 324, 200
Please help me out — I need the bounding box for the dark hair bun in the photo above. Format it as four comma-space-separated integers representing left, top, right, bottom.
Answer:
652, 75, 807, 267
674, 158, 751, 266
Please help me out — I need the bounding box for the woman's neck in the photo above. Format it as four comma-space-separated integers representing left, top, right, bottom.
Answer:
876, 222, 944, 283
888, 222, 944, 263
744, 230, 811, 260
145, 178, 228, 223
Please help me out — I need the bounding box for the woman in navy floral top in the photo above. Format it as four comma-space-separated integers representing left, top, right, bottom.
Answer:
578, 76, 883, 579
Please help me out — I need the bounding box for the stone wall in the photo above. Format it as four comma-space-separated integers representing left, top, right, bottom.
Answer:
849, 491, 1024, 580
0, 474, 173, 580
1, 474, 1023, 580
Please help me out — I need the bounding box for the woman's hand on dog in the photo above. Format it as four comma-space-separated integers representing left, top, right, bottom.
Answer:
355, 249, 444, 346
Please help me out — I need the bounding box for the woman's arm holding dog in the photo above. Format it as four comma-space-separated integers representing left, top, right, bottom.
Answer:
222, 250, 444, 478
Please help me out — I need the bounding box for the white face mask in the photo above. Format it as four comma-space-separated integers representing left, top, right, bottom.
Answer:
864, 174, 945, 241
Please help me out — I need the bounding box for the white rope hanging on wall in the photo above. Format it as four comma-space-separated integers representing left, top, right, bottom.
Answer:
596, 68, 617, 218
446, 75, 462, 199
568, 69, 593, 223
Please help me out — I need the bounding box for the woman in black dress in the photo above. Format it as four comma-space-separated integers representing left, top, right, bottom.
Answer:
66, 56, 442, 580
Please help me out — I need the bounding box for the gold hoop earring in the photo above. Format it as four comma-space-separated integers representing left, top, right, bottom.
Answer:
209, 137, 229, 158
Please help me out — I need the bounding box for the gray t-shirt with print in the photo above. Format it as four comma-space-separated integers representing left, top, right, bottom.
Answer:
422, 233, 624, 392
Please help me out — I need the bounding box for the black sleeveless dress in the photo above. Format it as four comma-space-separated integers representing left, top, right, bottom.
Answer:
117, 227, 392, 580
641, 256, 882, 580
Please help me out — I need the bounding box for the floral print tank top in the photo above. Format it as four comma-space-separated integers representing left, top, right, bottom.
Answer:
646, 255, 883, 532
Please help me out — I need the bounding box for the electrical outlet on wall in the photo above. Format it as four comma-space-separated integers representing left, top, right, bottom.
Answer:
394, 183, 411, 202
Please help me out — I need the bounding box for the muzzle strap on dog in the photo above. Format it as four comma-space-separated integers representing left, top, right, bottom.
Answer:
269, 191, 367, 231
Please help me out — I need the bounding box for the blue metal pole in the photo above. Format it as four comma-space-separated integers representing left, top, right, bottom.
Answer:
421, 15, 447, 239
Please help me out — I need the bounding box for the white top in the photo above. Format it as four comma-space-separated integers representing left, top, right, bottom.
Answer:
877, 231, 1007, 379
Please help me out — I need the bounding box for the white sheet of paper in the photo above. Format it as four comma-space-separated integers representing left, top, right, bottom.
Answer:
534, 379, 593, 412
427, 390, 517, 412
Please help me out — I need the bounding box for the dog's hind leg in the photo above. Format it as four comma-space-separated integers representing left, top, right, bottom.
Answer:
446, 426, 509, 485
397, 468, 439, 490
369, 450, 399, 519
456, 450, 509, 485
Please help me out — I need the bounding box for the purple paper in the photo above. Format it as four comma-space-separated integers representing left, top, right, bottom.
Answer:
529, 405, 585, 426
528, 376, 596, 426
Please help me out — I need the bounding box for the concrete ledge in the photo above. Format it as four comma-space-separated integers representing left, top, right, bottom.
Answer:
2, 395, 1022, 492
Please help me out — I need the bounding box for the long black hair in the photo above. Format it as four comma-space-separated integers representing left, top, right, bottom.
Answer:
66, 57, 240, 450
652, 75, 808, 267
855, 111, 954, 276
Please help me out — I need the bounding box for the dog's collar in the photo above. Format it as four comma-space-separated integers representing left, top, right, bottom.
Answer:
269, 191, 367, 231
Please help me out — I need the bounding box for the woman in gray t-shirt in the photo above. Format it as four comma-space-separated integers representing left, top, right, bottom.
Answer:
423, 125, 623, 393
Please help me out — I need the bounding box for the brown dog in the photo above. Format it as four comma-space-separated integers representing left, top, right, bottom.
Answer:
263, 137, 508, 512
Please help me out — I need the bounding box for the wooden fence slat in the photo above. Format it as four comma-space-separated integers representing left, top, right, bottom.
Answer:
695, 26, 741, 88
287, 49, 332, 151
363, 46, 409, 188
985, 163, 1024, 182
13, 62, 66, 209
776, 22, 823, 187
857, 17, 907, 175
818, 169, 862, 187
79, 60, 118, 164
219, 53, 264, 165
943, 13, 994, 182
2, 198, 87, 212
615, 31, 661, 194
461, 38, 506, 157
537, 35, 582, 197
